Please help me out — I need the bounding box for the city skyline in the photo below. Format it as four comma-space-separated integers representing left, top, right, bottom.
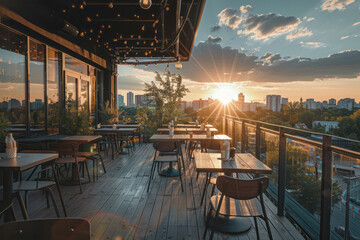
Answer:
118, 0, 360, 103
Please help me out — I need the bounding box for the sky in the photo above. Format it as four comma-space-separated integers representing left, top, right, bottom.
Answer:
117, 0, 360, 105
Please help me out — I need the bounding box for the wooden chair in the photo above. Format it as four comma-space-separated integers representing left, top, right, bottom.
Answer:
147, 142, 184, 192
0, 218, 90, 240
203, 176, 273, 240
77, 142, 106, 182
51, 143, 90, 194
11, 168, 64, 218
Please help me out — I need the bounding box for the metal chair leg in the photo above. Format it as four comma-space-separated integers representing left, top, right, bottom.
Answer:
261, 195, 273, 240
74, 163, 83, 194
200, 173, 210, 206
254, 217, 260, 240
84, 161, 91, 183
14, 192, 29, 220
46, 188, 60, 217
178, 159, 184, 192
51, 163, 67, 217
147, 161, 156, 192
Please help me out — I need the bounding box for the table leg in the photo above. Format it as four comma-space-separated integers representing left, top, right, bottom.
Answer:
3, 170, 13, 222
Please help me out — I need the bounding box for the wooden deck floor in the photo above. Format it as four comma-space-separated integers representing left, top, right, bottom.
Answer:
13, 144, 304, 240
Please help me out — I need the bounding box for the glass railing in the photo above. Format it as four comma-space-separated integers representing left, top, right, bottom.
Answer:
222, 115, 360, 240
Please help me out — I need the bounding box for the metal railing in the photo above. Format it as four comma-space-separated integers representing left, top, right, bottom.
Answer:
221, 115, 360, 240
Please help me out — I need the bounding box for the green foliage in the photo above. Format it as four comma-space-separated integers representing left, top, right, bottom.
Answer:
0, 113, 9, 151
60, 106, 92, 135
100, 101, 123, 124
144, 71, 189, 126
134, 106, 157, 139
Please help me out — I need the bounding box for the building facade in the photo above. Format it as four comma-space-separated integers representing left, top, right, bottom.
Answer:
117, 94, 125, 107
266, 95, 282, 112
127, 92, 134, 107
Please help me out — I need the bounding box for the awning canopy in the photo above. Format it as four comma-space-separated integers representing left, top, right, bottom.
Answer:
0, 0, 205, 65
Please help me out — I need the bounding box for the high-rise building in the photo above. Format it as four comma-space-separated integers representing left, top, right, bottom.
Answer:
135, 95, 143, 106
329, 98, 336, 108
337, 98, 355, 110
281, 98, 288, 105
127, 91, 134, 107
238, 93, 245, 104
117, 94, 125, 107
266, 95, 281, 112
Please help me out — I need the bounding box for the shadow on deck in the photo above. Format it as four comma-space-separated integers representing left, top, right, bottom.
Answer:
10, 144, 304, 240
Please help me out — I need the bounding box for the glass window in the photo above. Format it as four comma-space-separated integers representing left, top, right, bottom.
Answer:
0, 25, 26, 125
80, 79, 89, 110
66, 76, 77, 109
47, 48, 60, 134
29, 40, 45, 130
65, 55, 88, 75
90, 67, 96, 115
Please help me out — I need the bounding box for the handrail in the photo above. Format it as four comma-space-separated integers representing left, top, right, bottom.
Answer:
224, 114, 360, 144
222, 114, 360, 240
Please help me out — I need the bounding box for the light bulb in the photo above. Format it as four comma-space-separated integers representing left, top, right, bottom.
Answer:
139, 0, 152, 9
175, 60, 182, 69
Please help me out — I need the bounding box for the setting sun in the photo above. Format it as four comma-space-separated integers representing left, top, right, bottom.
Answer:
212, 85, 238, 105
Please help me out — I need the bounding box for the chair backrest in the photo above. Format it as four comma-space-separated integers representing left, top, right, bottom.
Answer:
49, 142, 78, 156
216, 176, 269, 200
153, 142, 177, 152
0, 218, 90, 240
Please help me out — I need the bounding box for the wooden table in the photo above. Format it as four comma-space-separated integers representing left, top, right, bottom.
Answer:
0, 153, 59, 222
101, 124, 141, 129
94, 128, 137, 159
176, 124, 214, 128
157, 127, 218, 134
194, 152, 272, 234
150, 134, 231, 177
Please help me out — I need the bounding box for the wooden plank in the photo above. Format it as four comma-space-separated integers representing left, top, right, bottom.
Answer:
12, 144, 303, 240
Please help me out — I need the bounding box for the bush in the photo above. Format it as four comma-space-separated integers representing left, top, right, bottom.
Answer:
60, 106, 92, 135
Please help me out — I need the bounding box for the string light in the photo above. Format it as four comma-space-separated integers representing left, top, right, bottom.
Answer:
108, 2, 114, 8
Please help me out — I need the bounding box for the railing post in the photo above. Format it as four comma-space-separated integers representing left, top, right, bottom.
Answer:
241, 120, 246, 153
255, 122, 261, 160
278, 127, 286, 216
232, 119, 236, 147
320, 135, 332, 240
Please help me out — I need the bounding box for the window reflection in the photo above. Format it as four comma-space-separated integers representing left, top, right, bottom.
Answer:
48, 48, 60, 134
0, 25, 26, 125
65, 55, 88, 75
66, 76, 77, 109
80, 79, 89, 110
29, 40, 45, 132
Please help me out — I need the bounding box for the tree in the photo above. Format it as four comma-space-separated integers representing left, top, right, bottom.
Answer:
144, 71, 189, 126
283, 102, 300, 126
298, 110, 315, 129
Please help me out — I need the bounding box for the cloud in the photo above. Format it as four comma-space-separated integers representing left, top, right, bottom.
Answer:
117, 75, 145, 91
218, 8, 243, 29
300, 41, 326, 48
303, 17, 315, 22
210, 25, 221, 32
260, 53, 281, 64
238, 13, 301, 40
286, 27, 313, 41
180, 42, 258, 82
250, 50, 360, 82
240, 5, 253, 13
353, 21, 360, 26
206, 35, 223, 44
321, 0, 356, 11
177, 42, 360, 83
341, 35, 350, 40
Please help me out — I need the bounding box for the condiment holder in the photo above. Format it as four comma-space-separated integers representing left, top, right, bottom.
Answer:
5, 133, 17, 158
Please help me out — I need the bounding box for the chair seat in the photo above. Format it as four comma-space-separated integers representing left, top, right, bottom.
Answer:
12, 181, 56, 191
159, 151, 177, 155
77, 152, 101, 158
155, 155, 178, 162
55, 157, 87, 164
210, 195, 263, 217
